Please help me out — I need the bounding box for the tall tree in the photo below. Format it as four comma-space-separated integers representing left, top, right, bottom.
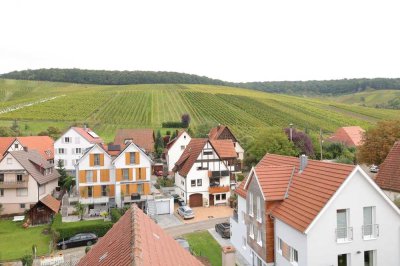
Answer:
357, 120, 400, 165
181, 113, 191, 128
154, 130, 164, 157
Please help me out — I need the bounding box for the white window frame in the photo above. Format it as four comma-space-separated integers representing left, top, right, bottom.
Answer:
94, 154, 101, 166
85, 171, 93, 183
277, 238, 283, 255
64, 137, 71, 143
249, 192, 254, 217
290, 247, 298, 265
249, 223, 254, 239
75, 148, 82, 154
242, 236, 247, 249
256, 196, 261, 222
257, 228, 262, 246
58, 148, 65, 154
363, 206, 377, 240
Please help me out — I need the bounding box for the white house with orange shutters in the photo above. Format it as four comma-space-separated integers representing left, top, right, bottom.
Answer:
75, 142, 152, 209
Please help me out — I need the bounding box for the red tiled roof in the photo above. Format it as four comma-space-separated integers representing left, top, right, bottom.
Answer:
39, 194, 60, 213
210, 139, 237, 159
114, 129, 155, 153
375, 141, 400, 193
174, 139, 207, 177
328, 126, 365, 147
208, 125, 237, 142
72, 127, 103, 144
78, 205, 202, 266
0, 136, 54, 160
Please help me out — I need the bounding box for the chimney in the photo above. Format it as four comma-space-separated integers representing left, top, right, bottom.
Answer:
83, 124, 87, 131
23, 146, 28, 152
299, 154, 308, 172
221, 246, 236, 266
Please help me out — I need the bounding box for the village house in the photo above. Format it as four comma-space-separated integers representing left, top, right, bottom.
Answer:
374, 141, 400, 201
209, 124, 244, 162
327, 126, 365, 147
113, 128, 155, 154
0, 150, 60, 215
77, 204, 203, 266
54, 127, 103, 173
173, 138, 238, 207
165, 130, 192, 173
0, 136, 54, 163
75, 142, 153, 210
231, 153, 400, 266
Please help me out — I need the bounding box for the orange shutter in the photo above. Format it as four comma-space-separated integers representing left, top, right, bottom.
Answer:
136, 168, 140, 180
108, 185, 115, 197
100, 169, 110, 182
128, 168, 133, 180
79, 171, 86, 183
144, 183, 150, 195
116, 169, 122, 181
135, 152, 140, 164
140, 168, 146, 180
100, 154, 104, 166
93, 185, 101, 198
79, 187, 88, 198
125, 153, 130, 165
121, 184, 126, 196
130, 183, 137, 193
93, 170, 98, 182
89, 154, 94, 166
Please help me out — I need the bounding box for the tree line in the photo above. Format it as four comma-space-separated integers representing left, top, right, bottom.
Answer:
2, 68, 400, 96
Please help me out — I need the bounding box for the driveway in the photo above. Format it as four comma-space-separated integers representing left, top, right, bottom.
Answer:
174, 205, 234, 224
208, 228, 231, 247
155, 214, 183, 229
165, 217, 229, 238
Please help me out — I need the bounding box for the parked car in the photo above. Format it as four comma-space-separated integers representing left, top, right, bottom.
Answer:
57, 233, 98, 250
215, 222, 230, 238
171, 194, 180, 203
175, 238, 191, 252
177, 206, 195, 219
370, 165, 379, 173
177, 198, 186, 206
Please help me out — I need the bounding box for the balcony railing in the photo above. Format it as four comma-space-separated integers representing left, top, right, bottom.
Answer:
0, 180, 28, 189
362, 224, 379, 240
80, 196, 109, 204
209, 186, 230, 194
335, 227, 353, 242
208, 171, 230, 178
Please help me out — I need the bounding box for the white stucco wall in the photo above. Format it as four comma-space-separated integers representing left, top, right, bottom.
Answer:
54, 128, 93, 171
167, 132, 191, 172
306, 169, 400, 266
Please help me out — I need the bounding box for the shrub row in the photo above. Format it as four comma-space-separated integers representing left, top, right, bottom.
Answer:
161, 121, 185, 128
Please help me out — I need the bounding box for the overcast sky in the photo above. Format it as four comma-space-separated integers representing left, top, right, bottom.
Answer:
1, 0, 400, 82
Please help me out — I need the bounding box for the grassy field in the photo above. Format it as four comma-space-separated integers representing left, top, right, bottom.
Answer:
0, 220, 51, 261
1, 79, 400, 142
324, 89, 400, 108
184, 231, 222, 266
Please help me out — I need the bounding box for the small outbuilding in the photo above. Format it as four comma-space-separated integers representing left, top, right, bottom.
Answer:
29, 194, 60, 225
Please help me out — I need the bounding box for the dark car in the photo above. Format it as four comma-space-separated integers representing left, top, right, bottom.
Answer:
57, 233, 98, 250
177, 198, 186, 207
172, 194, 180, 203
215, 222, 230, 238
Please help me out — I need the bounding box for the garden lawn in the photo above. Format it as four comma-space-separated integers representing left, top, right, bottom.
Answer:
184, 231, 222, 266
0, 220, 51, 262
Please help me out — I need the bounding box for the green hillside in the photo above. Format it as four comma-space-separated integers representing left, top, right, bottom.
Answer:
325, 89, 400, 108
1, 79, 399, 142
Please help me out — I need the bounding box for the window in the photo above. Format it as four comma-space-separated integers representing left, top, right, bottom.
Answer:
17, 174, 23, 182
0, 174, 4, 182
249, 192, 254, 217
181, 180, 184, 186
129, 152, 135, 164
94, 154, 100, 166
290, 248, 298, 264
137, 184, 143, 194
222, 193, 226, 200
16, 188, 28, 197
7, 158, 12, 164
242, 236, 246, 249
277, 238, 283, 254
88, 186, 93, 197
64, 137, 71, 143
191, 180, 196, 187
86, 171, 93, 183
364, 250, 376, 266
338, 254, 349, 266
123, 169, 129, 180
39, 185, 45, 195
101, 185, 107, 196
197, 179, 202, 186
14, 143, 19, 149
20, 203, 26, 209
249, 223, 254, 239
336, 209, 351, 241
58, 148, 65, 154
256, 196, 261, 221
257, 229, 262, 246
75, 148, 82, 154
203, 151, 213, 156
363, 206, 377, 239
181, 145, 185, 150
216, 194, 221, 200
0, 189, 4, 197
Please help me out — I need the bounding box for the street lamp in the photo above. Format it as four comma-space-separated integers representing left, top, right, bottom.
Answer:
289, 123, 293, 142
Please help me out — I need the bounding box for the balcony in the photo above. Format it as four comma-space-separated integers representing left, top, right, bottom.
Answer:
208, 171, 230, 178
362, 224, 379, 240
0, 180, 28, 189
123, 193, 146, 203
80, 196, 109, 204
209, 186, 230, 194
335, 227, 353, 243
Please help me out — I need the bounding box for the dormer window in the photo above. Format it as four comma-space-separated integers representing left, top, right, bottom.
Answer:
14, 144, 19, 149
64, 137, 71, 143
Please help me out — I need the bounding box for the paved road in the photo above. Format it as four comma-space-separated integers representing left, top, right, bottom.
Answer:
165, 217, 230, 237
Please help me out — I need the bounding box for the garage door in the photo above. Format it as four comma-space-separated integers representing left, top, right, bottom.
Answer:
156, 200, 170, 215
189, 193, 203, 207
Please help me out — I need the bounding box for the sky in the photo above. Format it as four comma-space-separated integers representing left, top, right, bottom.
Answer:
1, 0, 400, 82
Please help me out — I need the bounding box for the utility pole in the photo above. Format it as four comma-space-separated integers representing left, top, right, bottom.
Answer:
289, 123, 293, 142
319, 128, 323, 160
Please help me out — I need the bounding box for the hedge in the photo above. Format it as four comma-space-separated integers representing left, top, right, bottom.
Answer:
161, 121, 184, 128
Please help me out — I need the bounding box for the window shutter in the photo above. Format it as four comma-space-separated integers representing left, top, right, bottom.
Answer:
130, 183, 137, 193
135, 152, 140, 164
93, 186, 101, 198
79, 187, 88, 198
125, 153, 130, 165
141, 168, 146, 180
100, 154, 104, 166
121, 184, 126, 195
100, 169, 110, 182
144, 183, 150, 194
89, 154, 94, 166
108, 185, 115, 197
116, 169, 122, 181
93, 170, 98, 182
79, 171, 86, 183
136, 168, 140, 180
129, 168, 133, 180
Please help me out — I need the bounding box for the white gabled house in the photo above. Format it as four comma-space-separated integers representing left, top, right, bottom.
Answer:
231, 153, 400, 266
54, 127, 103, 172
173, 138, 238, 207
208, 125, 245, 162
165, 130, 191, 173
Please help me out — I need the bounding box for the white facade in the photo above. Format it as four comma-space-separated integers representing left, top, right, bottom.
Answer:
166, 131, 191, 172
54, 128, 98, 171
234, 142, 245, 161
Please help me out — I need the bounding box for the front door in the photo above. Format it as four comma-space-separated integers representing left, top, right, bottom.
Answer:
338, 254, 348, 266
209, 194, 214, 206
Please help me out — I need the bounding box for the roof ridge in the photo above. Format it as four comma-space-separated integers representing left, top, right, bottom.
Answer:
284, 166, 296, 199
131, 205, 143, 265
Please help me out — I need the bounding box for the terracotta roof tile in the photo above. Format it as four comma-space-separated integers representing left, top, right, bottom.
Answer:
0, 137, 16, 158
328, 126, 365, 147
210, 139, 237, 159
174, 138, 208, 177
208, 125, 237, 142
235, 177, 248, 198
39, 194, 60, 213
114, 129, 155, 153
0, 136, 54, 160
78, 204, 203, 266
72, 127, 103, 144
375, 141, 400, 193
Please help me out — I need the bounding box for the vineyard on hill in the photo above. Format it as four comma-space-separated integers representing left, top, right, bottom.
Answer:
1, 79, 399, 142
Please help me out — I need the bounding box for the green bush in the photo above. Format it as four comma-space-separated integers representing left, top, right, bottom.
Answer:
236, 173, 245, 182
110, 208, 122, 223
21, 255, 33, 266
52, 219, 113, 241
162, 121, 184, 128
